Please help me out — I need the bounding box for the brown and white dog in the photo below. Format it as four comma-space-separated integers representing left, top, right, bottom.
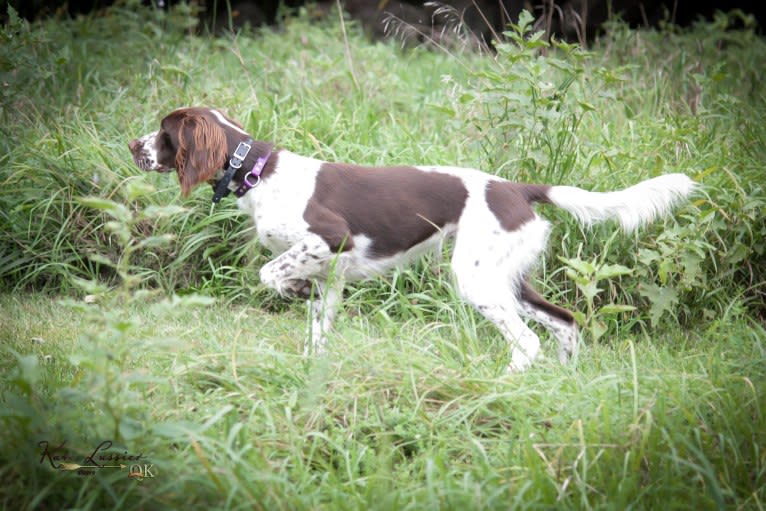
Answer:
129, 107, 695, 371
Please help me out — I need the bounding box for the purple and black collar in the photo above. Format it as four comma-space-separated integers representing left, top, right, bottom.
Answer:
212, 139, 272, 204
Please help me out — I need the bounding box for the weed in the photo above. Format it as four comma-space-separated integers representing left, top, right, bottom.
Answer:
558, 241, 637, 341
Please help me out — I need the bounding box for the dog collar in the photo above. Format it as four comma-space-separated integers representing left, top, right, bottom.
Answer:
212, 139, 253, 204
233, 149, 272, 198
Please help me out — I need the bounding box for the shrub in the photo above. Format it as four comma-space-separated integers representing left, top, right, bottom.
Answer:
448, 10, 765, 333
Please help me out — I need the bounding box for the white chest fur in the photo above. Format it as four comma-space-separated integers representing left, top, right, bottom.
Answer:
236, 150, 322, 254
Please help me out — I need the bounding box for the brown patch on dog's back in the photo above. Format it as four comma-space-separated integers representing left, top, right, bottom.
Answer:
305, 164, 468, 256
485, 181, 551, 231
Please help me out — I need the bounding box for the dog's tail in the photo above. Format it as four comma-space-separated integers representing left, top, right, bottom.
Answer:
532, 173, 696, 232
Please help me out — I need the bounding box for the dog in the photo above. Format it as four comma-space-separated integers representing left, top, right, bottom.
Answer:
128, 107, 695, 371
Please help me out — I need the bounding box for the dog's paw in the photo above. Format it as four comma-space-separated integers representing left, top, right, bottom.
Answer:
557, 330, 580, 365
507, 356, 533, 373
281, 279, 315, 299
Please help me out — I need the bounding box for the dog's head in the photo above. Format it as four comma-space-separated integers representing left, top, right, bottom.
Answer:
128, 107, 247, 196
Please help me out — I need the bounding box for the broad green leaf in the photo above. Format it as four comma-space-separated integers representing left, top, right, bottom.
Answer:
86, 253, 116, 268
16, 353, 40, 387
595, 263, 633, 280
152, 421, 200, 440
170, 294, 216, 307
639, 283, 679, 328
680, 251, 705, 286
565, 268, 590, 286
515, 10, 534, 34
638, 248, 660, 267
577, 280, 602, 302
725, 244, 749, 265
599, 304, 637, 315
658, 259, 676, 285
160, 64, 192, 80
524, 33, 549, 48
427, 103, 455, 117
70, 277, 109, 295
559, 256, 596, 278
140, 204, 188, 218
0, 392, 37, 419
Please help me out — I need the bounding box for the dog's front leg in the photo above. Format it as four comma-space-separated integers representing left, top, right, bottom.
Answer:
307, 275, 345, 356
258, 234, 346, 355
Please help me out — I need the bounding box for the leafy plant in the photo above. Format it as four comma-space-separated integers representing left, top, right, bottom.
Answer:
558, 250, 636, 342
77, 179, 184, 295
453, 10, 622, 185
0, 178, 214, 506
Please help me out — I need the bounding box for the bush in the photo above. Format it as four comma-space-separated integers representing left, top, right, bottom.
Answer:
447, 10, 766, 332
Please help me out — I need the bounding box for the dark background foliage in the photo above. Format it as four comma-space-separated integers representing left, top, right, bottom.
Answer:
4, 0, 766, 41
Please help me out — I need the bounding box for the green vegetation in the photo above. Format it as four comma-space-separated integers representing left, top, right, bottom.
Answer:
0, 3, 764, 509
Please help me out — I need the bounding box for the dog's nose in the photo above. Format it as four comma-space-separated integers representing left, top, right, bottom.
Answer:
128, 139, 141, 153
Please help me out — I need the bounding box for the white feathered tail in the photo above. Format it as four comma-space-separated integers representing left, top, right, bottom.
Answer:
545, 174, 696, 231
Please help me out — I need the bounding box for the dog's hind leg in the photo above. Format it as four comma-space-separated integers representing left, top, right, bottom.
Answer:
453, 270, 541, 371
451, 239, 542, 372
451, 213, 554, 371
518, 281, 579, 364
307, 274, 345, 355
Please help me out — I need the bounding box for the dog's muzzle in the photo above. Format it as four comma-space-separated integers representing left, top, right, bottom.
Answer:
128, 137, 169, 172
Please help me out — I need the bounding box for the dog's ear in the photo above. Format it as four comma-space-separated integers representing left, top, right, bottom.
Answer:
176, 115, 227, 196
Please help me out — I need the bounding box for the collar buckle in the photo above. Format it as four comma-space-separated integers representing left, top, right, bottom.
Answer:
228, 140, 252, 169
234, 150, 272, 198
212, 139, 253, 204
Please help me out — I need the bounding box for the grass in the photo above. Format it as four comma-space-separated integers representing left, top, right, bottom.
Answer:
1, 293, 764, 509
1, 3, 765, 509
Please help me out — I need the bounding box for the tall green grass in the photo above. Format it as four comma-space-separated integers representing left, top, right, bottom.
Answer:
1, 3, 765, 509
1, 292, 764, 509
0, 5, 763, 322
